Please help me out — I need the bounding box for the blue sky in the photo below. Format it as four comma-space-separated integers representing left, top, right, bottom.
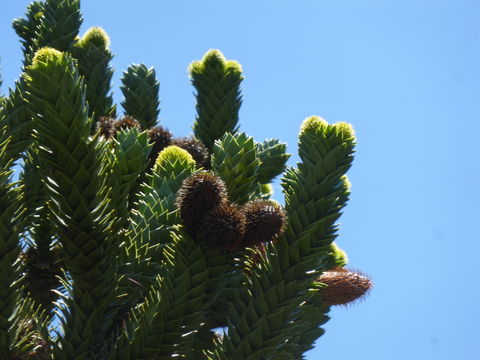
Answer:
1, 1, 479, 359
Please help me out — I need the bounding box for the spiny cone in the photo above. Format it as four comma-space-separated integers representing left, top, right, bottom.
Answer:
176, 171, 228, 235
147, 126, 172, 167
71, 26, 116, 124
242, 199, 287, 247
318, 268, 372, 306
120, 63, 160, 129
96, 116, 116, 138
197, 203, 246, 251
113, 116, 140, 134
190, 49, 243, 151
172, 137, 210, 169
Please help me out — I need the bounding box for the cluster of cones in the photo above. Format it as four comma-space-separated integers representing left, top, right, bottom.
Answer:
176, 171, 287, 252
175, 172, 372, 306
96, 116, 210, 169
97, 118, 372, 305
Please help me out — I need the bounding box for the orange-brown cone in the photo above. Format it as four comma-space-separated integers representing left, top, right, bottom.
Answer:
318, 267, 372, 306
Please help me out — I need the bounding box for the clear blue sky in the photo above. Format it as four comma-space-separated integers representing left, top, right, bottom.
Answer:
1, 1, 479, 359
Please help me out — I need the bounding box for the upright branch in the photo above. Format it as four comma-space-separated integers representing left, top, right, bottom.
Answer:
191, 50, 243, 151
14, 0, 82, 65
120, 64, 160, 129
0, 134, 23, 356
71, 27, 116, 126
24, 48, 117, 359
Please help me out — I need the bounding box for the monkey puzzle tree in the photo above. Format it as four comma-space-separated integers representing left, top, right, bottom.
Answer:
0, 1, 372, 359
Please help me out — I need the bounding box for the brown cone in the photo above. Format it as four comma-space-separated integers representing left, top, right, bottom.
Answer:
318, 267, 372, 306
113, 116, 140, 134
242, 200, 287, 247
148, 126, 173, 165
176, 171, 228, 234
172, 137, 210, 168
197, 203, 246, 251
96, 116, 116, 138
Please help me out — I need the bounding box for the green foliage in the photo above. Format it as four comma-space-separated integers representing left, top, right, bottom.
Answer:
121, 64, 160, 129
0, 136, 22, 356
0, 83, 32, 160
71, 27, 116, 125
13, 1, 47, 62
212, 132, 261, 205
0, 1, 371, 359
257, 138, 290, 184
14, 0, 82, 65
191, 50, 243, 151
